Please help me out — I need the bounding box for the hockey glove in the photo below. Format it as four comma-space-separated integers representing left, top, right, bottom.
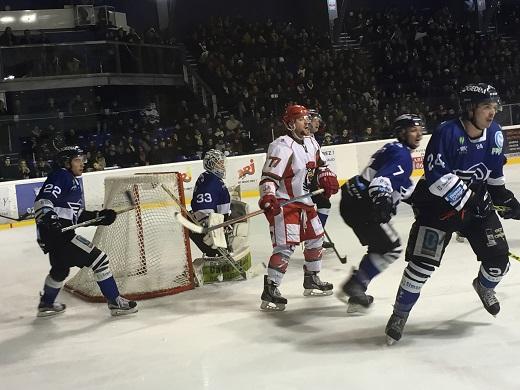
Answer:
259, 194, 281, 219
97, 209, 117, 226
467, 183, 493, 219
317, 168, 339, 198
371, 192, 394, 224
498, 196, 520, 220
37, 211, 64, 253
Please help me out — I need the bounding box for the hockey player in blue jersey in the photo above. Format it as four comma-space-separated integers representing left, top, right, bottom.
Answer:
190, 149, 231, 256
336, 114, 423, 313
34, 146, 137, 317
385, 84, 520, 345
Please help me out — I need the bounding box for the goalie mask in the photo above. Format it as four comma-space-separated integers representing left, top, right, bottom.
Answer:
203, 149, 226, 179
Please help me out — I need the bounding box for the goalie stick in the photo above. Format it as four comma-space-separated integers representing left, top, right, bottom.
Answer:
174, 188, 325, 234
160, 184, 250, 280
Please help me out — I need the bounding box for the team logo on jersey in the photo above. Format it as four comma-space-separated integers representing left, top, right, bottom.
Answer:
303, 161, 317, 192
67, 201, 83, 222
495, 131, 504, 148
454, 162, 490, 183
238, 159, 255, 179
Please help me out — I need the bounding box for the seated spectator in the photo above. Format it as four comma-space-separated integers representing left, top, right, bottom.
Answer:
93, 151, 106, 171
34, 158, 52, 178
16, 159, 33, 180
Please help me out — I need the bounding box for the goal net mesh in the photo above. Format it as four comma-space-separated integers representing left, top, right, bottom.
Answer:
65, 172, 194, 301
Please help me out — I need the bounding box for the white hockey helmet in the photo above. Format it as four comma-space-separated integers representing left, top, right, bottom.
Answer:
203, 149, 226, 179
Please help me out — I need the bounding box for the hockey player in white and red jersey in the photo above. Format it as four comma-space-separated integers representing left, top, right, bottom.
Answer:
258, 104, 339, 311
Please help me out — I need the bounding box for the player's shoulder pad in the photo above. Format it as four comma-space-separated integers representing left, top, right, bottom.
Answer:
269, 136, 294, 153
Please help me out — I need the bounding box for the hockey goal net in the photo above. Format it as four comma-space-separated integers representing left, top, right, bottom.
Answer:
65, 172, 194, 301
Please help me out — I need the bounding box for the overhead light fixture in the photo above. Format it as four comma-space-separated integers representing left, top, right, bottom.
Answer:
0, 16, 15, 23
20, 13, 36, 23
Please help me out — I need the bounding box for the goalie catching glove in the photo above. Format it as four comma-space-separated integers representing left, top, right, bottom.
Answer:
317, 168, 339, 198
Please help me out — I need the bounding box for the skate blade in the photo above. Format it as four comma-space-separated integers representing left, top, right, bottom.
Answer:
260, 300, 286, 311
110, 307, 138, 317
346, 303, 371, 315
37, 309, 65, 318
386, 335, 398, 346
303, 288, 333, 297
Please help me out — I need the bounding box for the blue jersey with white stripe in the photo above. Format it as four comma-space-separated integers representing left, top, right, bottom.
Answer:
191, 171, 230, 221
360, 141, 415, 205
34, 168, 84, 225
424, 119, 505, 211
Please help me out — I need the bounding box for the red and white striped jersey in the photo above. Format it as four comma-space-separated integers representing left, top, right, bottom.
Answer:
260, 135, 326, 206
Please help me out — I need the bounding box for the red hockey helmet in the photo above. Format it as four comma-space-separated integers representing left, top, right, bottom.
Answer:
282, 104, 309, 128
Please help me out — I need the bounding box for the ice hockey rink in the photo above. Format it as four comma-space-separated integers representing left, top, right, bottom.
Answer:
2, 165, 520, 390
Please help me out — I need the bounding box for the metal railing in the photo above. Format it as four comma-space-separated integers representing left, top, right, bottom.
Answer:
0, 41, 183, 78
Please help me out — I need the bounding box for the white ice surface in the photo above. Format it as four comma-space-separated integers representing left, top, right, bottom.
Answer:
2, 166, 520, 390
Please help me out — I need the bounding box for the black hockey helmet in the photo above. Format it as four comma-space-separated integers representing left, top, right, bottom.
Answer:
459, 83, 501, 110
393, 114, 424, 138
53, 146, 86, 169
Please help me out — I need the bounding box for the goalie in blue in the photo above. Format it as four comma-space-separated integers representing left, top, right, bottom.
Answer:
34, 146, 137, 317
385, 84, 520, 345
190, 149, 231, 256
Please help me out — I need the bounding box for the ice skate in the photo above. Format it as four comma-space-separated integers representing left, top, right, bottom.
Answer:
303, 271, 333, 296
336, 271, 374, 314
385, 311, 409, 345
260, 275, 287, 311
108, 296, 138, 316
37, 301, 66, 317
472, 278, 500, 316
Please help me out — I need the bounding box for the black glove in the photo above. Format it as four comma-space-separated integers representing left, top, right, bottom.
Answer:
467, 183, 493, 219
97, 209, 117, 226
371, 192, 394, 224
37, 211, 64, 253
498, 196, 520, 219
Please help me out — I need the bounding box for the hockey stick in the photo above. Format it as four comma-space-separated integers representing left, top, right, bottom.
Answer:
509, 251, 520, 262
174, 189, 325, 234
323, 229, 347, 264
61, 206, 135, 232
160, 184, 249, 280
0, 211, 33, 222
61, 190, 136, 232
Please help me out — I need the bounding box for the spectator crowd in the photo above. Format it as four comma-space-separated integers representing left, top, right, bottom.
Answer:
3, 3, 520, 181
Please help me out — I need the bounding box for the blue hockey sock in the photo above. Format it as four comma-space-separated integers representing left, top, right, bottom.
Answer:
41, 275, 63, 305
393, 286, 420, 314
97, 276, 120, 301
355, 255, 381, 287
